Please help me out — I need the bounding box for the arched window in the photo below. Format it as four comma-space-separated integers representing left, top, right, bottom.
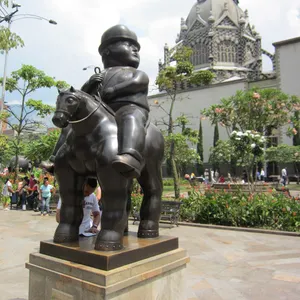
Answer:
217, 41, 237, 63
191, 43, 209, 66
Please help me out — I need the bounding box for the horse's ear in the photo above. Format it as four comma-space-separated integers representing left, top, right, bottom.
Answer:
70, 86, 76, 93
57, 88, 61, 94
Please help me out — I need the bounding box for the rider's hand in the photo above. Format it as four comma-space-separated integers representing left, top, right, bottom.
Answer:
89, 73, 104, 85
102, 87, 115, 100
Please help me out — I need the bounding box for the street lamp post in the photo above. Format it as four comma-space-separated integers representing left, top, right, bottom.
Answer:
0, 3, 57, 133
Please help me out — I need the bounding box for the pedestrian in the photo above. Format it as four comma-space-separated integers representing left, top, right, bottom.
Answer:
29, 174, 35, 189
260, 169, 265, 182
2, 178, 14, 211
211, 169, 216, 183
56, 178, 100, 236
215, 170, 220, 182
39, 177, 55, 216
281, 167, 287, 186
17, 177, 30, 210
256, 170, 260, 181
204, 169, 209, 184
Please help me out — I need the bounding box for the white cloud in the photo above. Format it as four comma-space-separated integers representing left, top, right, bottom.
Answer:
6, 99, 21, 105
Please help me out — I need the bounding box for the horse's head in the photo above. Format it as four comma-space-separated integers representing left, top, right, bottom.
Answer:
52, 86, 82, 128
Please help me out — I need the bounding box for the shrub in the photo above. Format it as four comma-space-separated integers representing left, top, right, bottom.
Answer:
130, 193, 143, 215
180, 190, 300, 232
163, 178, 174, 186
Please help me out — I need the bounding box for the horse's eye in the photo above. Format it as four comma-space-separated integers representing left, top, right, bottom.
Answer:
67, 98, 75, 104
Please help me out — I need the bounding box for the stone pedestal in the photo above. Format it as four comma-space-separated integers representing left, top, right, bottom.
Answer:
26, 233, 189, 300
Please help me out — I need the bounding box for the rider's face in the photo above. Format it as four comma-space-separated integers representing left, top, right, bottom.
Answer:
106, 41, 140, 68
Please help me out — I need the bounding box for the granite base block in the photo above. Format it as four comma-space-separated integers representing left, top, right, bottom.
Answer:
26, 248, 189, 300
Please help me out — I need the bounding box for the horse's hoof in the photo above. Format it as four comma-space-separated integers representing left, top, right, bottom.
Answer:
94, 229, 123, 251
95, 241, 123, 251
53, 223, 78, 243
112, 154, 141, 178
137, 230, 159, 238
138, 220, 159, 238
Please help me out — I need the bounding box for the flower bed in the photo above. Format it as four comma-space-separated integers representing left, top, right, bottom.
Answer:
180, 190, 300, 232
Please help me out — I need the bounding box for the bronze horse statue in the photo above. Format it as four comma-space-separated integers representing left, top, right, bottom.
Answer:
52, 87, 164, 251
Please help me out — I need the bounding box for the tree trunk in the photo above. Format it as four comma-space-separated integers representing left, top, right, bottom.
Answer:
13, 135, 22, 181
167, 96, 180, 198
196, 118, 204, 175
171, 155, 180, 199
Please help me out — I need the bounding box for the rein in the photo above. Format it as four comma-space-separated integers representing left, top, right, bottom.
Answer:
68, 102, 101, 124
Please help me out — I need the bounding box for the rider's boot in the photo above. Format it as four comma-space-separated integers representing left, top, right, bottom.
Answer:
112, 154, 143, 179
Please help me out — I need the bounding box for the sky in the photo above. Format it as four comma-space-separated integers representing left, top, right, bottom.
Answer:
1, 0, 300, 109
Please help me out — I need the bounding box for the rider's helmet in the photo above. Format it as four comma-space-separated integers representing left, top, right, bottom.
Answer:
98, 24, 141, 55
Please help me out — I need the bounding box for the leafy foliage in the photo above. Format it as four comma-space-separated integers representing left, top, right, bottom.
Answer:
209, 131, 265, 183
164, 131, 200, 176
213, 123, 219, 147
201, 88, 300, 137
0, 134, 9, 166
0, 1, 24, 51
24, 129, 60, 162
180, 189, 300, 232
155, 46, 213, 198
209, 140, 232, 165
0, 65, 68, 179
266, 144, 300, 164
196, 118, 204, 175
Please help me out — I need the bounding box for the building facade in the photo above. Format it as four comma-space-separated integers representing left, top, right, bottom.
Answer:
160, 0, 276, 83
150, 0, 300, 173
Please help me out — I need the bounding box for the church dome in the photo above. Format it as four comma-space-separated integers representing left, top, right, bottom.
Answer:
186, 0, 243, 29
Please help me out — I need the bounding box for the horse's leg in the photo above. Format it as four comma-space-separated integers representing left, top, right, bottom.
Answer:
95, 167, 129, 250
53, 158, 85, 243
137, 160, 163, 238
124, 179, 133, 235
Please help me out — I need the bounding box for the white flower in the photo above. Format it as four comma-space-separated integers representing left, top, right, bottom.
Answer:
236, 132, 243, 136
231, 130, 237, 135
251, 143, 256, 149
235, 137, 241, 141
246, 130, 251, 134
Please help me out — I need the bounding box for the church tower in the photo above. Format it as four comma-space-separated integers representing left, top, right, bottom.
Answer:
160, 0, 275, 82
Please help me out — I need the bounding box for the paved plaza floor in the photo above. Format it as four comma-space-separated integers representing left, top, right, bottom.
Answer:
1, 210, 300, 300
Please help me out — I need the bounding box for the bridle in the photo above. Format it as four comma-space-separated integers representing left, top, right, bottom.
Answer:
55, 95, 101, 125
68, 102, 101, 124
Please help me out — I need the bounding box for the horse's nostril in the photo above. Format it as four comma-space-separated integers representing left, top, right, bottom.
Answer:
52, 112, 68, 128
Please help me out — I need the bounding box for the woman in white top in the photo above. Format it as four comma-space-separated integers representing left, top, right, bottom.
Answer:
2, 178, 14, 211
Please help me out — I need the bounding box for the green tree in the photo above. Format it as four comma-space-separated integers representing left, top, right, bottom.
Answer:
24, 129, 60, 163
0, 64, 68, 179
213, 123, 219, 147
156, 46, 214, 198
164, 130, 200, 179
0, 134, 9, 166
196, 118, 204, 175
0, 1, 24, 51
209, 131, 265, 188
201, 88, 300, 137
293, 111, 300, 146
212, 123, 220, 171
266, 144, 300, 183
209, 140, 233, 166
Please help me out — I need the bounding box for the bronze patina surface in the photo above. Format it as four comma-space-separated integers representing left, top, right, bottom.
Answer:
40, 232, 178, 271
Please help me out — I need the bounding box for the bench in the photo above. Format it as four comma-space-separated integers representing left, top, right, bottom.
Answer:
132, 201, 182, 226
211, 183, 279, 194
